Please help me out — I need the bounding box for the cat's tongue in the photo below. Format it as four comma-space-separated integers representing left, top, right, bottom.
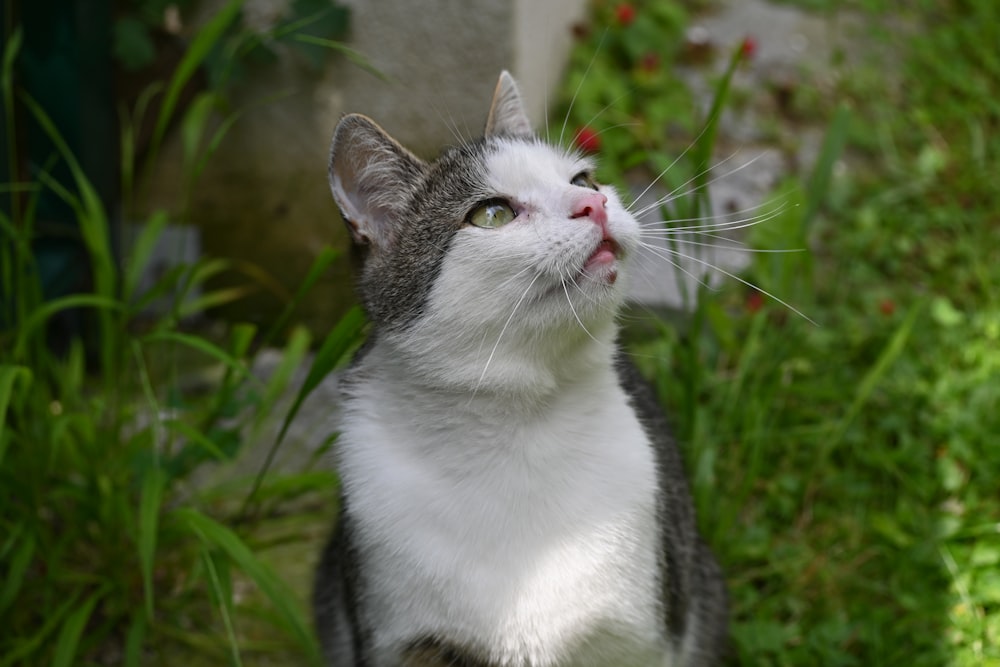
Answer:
585, 239, 620, 283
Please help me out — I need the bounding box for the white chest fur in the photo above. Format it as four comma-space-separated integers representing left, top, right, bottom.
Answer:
337, 351, 667, 666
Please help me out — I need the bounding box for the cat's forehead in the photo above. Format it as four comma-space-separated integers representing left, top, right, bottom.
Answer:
484, 139, 593, 193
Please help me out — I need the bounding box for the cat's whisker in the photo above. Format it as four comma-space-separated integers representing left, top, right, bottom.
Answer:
627, 118, 718, 212
640, 240, 817, 325
636, 196, 785, 230
561, 281, 606, 347
635, 242, 716, 294
638, 236, 804, 255
471, 271, 544, 399
629, 149, 760, 220
428, 91, 470, 146
559, 27, 609, 147
640, 198, 793, 237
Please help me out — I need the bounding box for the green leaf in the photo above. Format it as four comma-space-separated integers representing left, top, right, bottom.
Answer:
151, 0, 246, 155
13, 295, 124, 360
802, 104, 851, 231
123, 615, 146, 667
242, 306, 366, 512
52, 588, 106, 667
0, 593, 80, 667
0, 532, 34, 613
201, 548, 243, 666
124, 210, 169, 301
0, 365, 31, 465
260, 247, 340, 348
175, 508, 322, 664
181, 92, 221, 174
141, 330, 251, 380
138, 467, 167, 620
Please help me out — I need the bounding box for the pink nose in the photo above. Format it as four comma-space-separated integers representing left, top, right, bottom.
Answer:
571, 192, 609, 227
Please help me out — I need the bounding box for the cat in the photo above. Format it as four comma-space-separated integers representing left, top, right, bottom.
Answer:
313, 71, 728, 666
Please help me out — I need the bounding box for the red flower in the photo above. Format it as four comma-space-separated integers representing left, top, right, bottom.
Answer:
574, 126, 601, 153
746, 290, 765, 314
740, 35, 757, 60
615, 4, 636, 26
879, 299, 896, 316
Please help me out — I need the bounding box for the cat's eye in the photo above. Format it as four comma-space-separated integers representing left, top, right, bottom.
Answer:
571, 172, 599, 191
468, 199, 517, 229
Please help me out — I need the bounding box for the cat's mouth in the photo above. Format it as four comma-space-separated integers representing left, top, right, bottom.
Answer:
583, 238, 622, 284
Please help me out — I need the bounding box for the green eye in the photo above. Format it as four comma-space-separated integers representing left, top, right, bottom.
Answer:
571, 172, 599, 190
469, 200, 517, 228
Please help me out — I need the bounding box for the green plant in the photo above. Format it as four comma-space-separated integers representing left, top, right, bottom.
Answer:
562, 0, 1000, 665
1, 8, 366, 665
555, 0, 692, 180
113, 0, 352, 81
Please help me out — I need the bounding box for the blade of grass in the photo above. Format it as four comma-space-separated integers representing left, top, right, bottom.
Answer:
0, 365, 30, 466
0, 592, 80, 667
259, 247, 339, 349
51, 586, 107, 667
138, 466, 167, 621
810, 301, 923, 489
141, 330, 253, 382
175, 508, 322, 665
13, 295, 124, 360
201, 548, 244, 667
123, 614, 146, 667
149, 0, 245, 157
0, 532, 33, 614
801, 104, 851, 232
690, 42, 745, 221
241, 305, 366, 515
124, 210, 169, 301
250, 325, 312, 437
290, 34, 387, 81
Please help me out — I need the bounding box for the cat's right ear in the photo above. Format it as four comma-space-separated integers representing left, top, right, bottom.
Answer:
485, 71, 533, 138
329, 114, 427, 249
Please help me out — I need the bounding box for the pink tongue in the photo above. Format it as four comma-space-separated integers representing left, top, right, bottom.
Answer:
587, 241, 616, 266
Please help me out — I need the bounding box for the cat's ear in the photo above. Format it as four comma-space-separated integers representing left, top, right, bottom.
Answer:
329, 114, 427, 249
485, 70, 533, 138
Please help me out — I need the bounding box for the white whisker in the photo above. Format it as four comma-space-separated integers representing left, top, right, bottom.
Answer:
472, 271, 544, 398
561, 281, 606, 347
630, 149, 760, 220
559, 28, 609, 147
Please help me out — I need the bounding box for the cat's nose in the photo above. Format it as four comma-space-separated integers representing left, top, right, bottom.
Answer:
570, 192, 609, 227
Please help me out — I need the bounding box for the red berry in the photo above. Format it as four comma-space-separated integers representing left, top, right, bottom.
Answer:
740, 35, 757, 59
574, 126, 601, 153
879, 299, 896, 316
615, 4, 636, 26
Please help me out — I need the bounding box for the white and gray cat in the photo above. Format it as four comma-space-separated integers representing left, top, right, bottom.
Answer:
313, 72, 728, 666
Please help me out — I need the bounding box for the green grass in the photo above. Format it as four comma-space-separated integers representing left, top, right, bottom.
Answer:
3, 0, 998, 664
0, 9, 366, 665
562, 0, 1000, 665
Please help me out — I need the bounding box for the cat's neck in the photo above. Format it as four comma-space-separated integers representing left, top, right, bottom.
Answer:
358, 324, 622, 410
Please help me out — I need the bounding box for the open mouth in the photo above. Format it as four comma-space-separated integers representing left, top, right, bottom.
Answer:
583, 238, 622, 283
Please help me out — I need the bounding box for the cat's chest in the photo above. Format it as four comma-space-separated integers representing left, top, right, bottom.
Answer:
338, 373, 666, 664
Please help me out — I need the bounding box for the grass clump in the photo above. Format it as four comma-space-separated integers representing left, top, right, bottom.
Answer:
0, 9, 365, 665
561, 0, 1000, 665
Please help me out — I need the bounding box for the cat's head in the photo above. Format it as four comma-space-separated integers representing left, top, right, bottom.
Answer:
329, 72, 640, 392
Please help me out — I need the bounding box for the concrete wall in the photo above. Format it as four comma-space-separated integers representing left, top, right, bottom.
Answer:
140, 0, 586, 333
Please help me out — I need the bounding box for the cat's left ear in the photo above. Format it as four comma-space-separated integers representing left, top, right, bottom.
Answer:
485, 71, 533, 138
